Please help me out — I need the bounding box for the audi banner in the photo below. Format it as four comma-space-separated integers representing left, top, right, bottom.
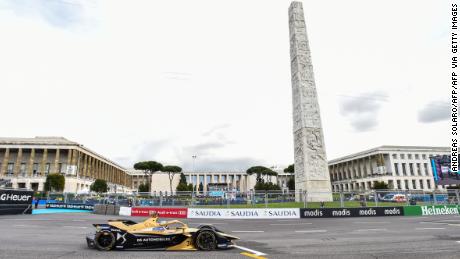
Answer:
0, 189, 34, 215
131, 207, 188, 218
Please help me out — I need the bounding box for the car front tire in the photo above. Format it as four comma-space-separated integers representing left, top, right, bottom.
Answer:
194, 230, 217, 251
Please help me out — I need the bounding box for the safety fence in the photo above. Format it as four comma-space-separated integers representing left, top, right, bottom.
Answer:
38, 189, 460, 209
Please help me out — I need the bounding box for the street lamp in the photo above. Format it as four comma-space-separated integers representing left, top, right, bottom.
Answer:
191, 155, 197, 194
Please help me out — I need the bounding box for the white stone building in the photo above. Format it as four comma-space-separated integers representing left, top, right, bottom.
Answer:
0, 137, 133, 193
329, 146, 451, 192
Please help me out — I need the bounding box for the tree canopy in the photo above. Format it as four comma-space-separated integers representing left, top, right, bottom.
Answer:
283, 164, 294, 174
44, 173, 65, 192
246, 166, 277, 183
133, 161, 163, 193
134, 161, 163, 173
138, 183, 149, 192
162, 165, 182, 173
254, 182, 281, 191
176, 173, 193, 192
162, 165, 182, 194
90, 179, 108, 193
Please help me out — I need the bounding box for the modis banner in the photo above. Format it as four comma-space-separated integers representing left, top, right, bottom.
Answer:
300, 207, 404, 218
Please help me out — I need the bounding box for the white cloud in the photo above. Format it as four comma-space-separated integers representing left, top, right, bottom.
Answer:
0, 0, 451, 169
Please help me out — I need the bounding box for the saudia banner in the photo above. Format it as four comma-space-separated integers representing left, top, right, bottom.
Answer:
0, 189, 34, 215
188, 208, 300, 219
403, 205, 460, 216
300, 207, 404, 218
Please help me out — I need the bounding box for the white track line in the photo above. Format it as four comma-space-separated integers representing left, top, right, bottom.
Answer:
448, 224, 460, 227
63, 226, 88, 229
4, 219, 54, 221
270, 223, 312, 226
457, 241, 460, 244
232, 230, 264, 233
415, 228, 445, 230
295, 230, 327, 233
354, 228, 387, 232
234, 245, 267, 256
353, 221, 389, 224
195, 223, 228, 225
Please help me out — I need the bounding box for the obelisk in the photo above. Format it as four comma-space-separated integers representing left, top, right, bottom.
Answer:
289, 1, 332, 202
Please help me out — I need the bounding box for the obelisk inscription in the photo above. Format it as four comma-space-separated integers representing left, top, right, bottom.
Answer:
289, 1, 332, 202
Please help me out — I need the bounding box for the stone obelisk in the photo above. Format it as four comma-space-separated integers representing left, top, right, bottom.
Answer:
289, 1, 332, 202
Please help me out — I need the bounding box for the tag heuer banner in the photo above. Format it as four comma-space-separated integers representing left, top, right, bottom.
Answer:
0, 189, 34, 215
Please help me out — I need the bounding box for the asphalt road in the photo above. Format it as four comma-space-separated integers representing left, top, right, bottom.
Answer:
0, 213, 459, 259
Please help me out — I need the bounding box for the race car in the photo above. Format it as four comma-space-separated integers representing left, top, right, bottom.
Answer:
86, 212, 238, 251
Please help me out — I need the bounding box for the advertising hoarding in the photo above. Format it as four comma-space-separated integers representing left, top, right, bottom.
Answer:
46, 203, 94, 210
188, 208, 299, 219
431, 155, 460, 185
403, 205, 459, 216
300, 207, 403, 218
131, 207, 188, 218
0, 189, 33, 215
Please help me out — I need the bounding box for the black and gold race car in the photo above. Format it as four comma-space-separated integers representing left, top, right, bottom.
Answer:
86, 213, 238, 251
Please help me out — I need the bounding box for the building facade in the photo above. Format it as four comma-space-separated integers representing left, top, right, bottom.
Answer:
0, 137, 132, 193
329, 146, 450, 192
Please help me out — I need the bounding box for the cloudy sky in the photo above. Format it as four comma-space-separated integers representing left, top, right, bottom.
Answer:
0, 0, 452, 171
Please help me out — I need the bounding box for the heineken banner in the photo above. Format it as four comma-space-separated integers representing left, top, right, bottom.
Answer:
0, 189, 34, 215
46, 203, 94, 210
300, 207, 404, 218
403, 205, 460, 216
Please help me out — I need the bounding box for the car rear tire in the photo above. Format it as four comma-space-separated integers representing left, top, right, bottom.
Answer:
195, 230, 217, 251
94, 231, 116, 251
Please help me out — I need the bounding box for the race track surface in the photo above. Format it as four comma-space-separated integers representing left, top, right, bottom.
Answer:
0, 213, 459, 259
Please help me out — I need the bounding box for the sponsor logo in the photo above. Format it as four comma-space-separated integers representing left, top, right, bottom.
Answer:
303, 209, 323, 217
0, 194, 32, 202
267, 209, 298, 217
301, 207, 404, 218
230, 210, 258, 217
384, 208, 401, 215
358, 208, 376, 216
421, 206, 459, 216
131, 207, 188, 218
194, 210, 222, 217
332, 209, 351, 217
136, 237, 171, 242
189, 208, 300, 219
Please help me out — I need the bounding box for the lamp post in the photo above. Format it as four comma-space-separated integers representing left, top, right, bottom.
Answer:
192, 155, 197, 194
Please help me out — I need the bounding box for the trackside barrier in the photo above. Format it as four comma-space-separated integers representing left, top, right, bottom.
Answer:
130, 207, 188, 218
187, 208, 299, 219
119, 206, 132, 216
403, 205, 460, 216
300, 207, 403, 218
118, 205, 460, 218
93, 204, 120, 215
0, 188, 33, 215
46, 203, 94, 210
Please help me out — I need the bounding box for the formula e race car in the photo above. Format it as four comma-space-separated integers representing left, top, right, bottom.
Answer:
86, 213, 238, 251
